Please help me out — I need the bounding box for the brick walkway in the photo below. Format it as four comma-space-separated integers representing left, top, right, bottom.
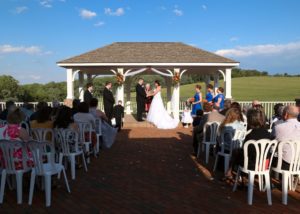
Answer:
0, 127, 299, 213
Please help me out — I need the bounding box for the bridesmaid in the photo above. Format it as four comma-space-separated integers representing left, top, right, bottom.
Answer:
213, 87, 225, 110
191, 85, 202, 116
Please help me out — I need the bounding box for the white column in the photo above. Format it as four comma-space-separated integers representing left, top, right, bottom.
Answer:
116, 68, 124, 105
213, 73, 219, 94
125, 77, 132, 114
204, 75, 210, 94
166, 77, 172, 114
66, 68, 74, 99
78, 72, 84, 101
225, 68, 232, 99
87, 74, 92, 83
172, 68, 180, 120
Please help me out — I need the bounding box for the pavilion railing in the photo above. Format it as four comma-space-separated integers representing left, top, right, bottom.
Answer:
0, 100, 296, 120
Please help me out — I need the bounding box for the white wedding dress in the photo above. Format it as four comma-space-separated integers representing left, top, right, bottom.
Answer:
147, 90, 178, 129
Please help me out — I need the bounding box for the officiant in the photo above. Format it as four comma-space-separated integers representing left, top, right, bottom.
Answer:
145, 83, 153, 113
103, 81, 115, 121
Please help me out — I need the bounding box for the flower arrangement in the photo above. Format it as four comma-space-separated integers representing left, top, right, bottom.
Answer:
172, 72, 180, 84
115, 72, 124, 85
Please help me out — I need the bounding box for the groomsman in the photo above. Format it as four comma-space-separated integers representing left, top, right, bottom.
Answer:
103, 81, 115, 120
136, 78, 146, 121
84, 83, 93, 104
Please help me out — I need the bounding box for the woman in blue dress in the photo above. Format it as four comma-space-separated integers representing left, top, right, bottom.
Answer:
191, 85, 202, 116
206, 84, 214, 104
213, 87, 225, 110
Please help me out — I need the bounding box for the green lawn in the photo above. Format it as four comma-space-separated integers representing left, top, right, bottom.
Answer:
161, 76, 300, 101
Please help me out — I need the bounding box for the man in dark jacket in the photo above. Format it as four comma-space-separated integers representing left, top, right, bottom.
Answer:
84, 83, 93, 104
103, 81, 115, 120
113, 100, 124, 131
135, 78, 146, 121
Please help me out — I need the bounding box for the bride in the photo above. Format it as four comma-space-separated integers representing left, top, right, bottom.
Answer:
146, 80, 178, 129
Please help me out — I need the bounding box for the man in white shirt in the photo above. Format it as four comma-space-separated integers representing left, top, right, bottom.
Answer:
274, 105, 300, 165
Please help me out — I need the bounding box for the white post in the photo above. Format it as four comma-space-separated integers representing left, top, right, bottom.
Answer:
166, 77, 172, 114
66, 68, 74, 99
173, 68, 180, 120
78, 72, 84, 101
225, 68, 232, 99
125, 77, 132, 114
213, 73, 219, 94
204, 75, 211, 94
116, 68, 124, 105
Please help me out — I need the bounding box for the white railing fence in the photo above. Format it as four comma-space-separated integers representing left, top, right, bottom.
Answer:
0, 100, 296, 120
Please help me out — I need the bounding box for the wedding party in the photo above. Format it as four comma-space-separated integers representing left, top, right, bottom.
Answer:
1, 0, 300, 213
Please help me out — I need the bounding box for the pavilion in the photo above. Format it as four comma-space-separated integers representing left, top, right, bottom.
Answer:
57, 42, 239, 119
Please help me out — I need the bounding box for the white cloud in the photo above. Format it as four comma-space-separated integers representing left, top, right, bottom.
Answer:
202, 5, 207, 10
80, 9, 97, 19
230, 37, 239, 42
40, 0, 52, 8
0, 45, 42, 54
14, 6, 28, 14
104, 8, 125, 16
29, 75, 41, 80
173, 8, 183, 16
215, 41, 300, 57
94, 21, 105, 27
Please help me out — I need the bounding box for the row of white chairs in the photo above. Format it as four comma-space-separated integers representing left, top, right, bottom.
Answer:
196, 122, 300, 205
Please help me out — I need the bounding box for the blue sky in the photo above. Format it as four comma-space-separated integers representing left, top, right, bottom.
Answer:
0, 0, 300, 84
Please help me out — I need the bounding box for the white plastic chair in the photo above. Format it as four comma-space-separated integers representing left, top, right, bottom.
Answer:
94, 119, 102, 156
214, 129, 247, 174
28, 140, 70, 207
56, 129, 87, 180
197, 122, 220, 164
31, 128, 54, 143
0, 140, 31, 204
76, 122, 93, 164
232, 139, 278, 205
20, 121, 30, 135
272, 140, 300, 205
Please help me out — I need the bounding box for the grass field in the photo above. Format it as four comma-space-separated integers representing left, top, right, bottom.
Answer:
159, 76, 300, 101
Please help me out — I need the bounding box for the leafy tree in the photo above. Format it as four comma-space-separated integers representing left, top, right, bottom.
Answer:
0, 75, 19, 101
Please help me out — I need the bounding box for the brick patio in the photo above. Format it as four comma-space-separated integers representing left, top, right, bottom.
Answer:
0, 127, 299, 213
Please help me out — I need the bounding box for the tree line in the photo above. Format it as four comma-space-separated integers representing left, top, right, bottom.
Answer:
0, 68, 296, 102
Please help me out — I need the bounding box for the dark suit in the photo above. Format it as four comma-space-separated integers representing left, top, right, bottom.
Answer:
113, 104, 124, 131
84, 90, 93, 104
136, 84, 146, 121
103, 87, 115, 120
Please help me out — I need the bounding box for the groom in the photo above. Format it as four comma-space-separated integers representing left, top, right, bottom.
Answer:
136, 78, 146, 121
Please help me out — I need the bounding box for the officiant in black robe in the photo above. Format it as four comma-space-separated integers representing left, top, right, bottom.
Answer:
103, 81, 115, 120
136, 78, 146, 121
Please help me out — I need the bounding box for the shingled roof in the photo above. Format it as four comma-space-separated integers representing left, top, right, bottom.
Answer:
57, 42, 237, 64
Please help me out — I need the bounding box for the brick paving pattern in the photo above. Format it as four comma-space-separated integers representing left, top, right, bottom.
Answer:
0, 127, 299, 213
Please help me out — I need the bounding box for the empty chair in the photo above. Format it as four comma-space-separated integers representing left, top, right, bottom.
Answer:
197, 122, 220, 164
0, 140, 32, 204
56, 128, 87, 180
28, 140, 70, 207
233, 139, 278, 205
272, 140, 300, 205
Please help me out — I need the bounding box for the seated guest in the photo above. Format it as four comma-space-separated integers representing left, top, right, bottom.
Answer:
73, 102, 95, 127
205, 84, 214, 104
271, 103, 284, 127
252, 100, 263, 110
0, 108, 32, 169
0, 100, 15, 120
220, 99, 231, 116
231, 102, 246, 122
20, 103, 34, 121
71, 99, 81, 116
192, 103, 224, 155
89, 98, 109, 122
213, 87, 225, 110
30, 106, 53, 129
225, 109, 271, 178
219, 108, 245, 133
193, 109, 204, 127
112, 100, 125, 132
53, 106, 78, 130
30, 101, 48, 121
273, 105, 300, 169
